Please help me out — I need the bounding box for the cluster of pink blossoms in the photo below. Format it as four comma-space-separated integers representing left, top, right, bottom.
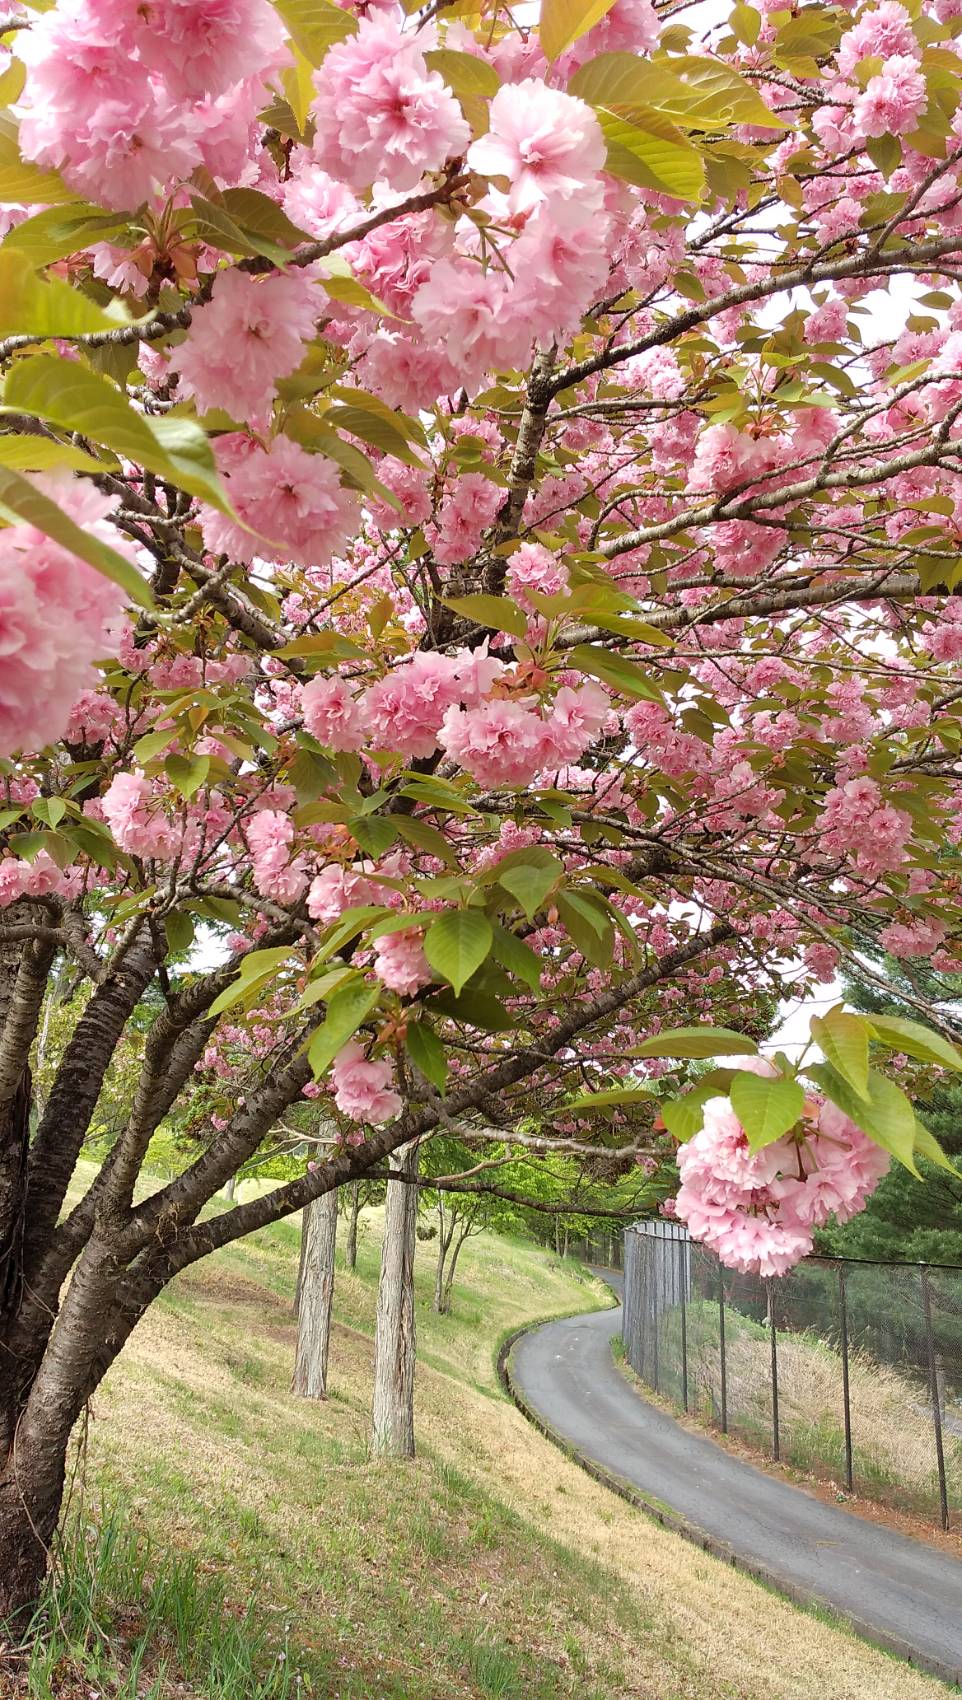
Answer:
330, 1040, 402, 1124
301, 650, 609, 782
0, 475, 132, 759
173, 270, 322, 429
17, 0, 286, 209
198, 434, 360, 569
674, 1087, 890, 1278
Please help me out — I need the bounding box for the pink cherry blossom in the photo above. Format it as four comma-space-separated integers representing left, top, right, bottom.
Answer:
301, 676, 367, 751
373, 927, 432, 995
467, 81, 605, 216
505, 543, 569, 612
311, 15, 470, 192
330, 1039, 402, 1123
0, 474, 130, 759
173, 268, 321, 425
307, 864, 378, 924
103, 770, 177, 860
246, 809, 308, 903
852, 56, 927, 138
199, 434, 359, 569
440, 699, 548, 786
361, 652, 462, 759
411, 262, 531, 393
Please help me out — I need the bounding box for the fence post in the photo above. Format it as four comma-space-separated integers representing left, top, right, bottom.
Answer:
677, 1228, 689, 1412
767, 1281, 780, 1463
651, 1234, 660, 1393
920, 1265, 950, 1531
838, 1261, 854, 1494
718, 1262, 728, 1433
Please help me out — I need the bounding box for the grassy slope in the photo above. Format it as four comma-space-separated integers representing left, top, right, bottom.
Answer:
67, 1175, 951, 1700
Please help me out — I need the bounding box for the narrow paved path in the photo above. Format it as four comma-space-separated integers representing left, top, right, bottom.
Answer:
510, 1281, 962, 1686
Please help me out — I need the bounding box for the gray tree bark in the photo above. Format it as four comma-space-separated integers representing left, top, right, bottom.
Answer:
345, 1182, 361, 1271
371, 1143, 418, 1458
292, 1190, 337, 1399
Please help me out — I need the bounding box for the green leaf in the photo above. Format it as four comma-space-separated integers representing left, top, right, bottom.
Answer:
490, 923, 543, 993
307, 978, 380, 1079
3, 204, 127, 269
273, 0, 357, 65
424, 909, 493, 997
131, 727, 179, 764
4, 354, 231, 515
165, 752, 210, 800
566, 1086, 654, 1112
914, 1120, 961, 1177
0, 434, 106, 474
0, 249, 122, 335
405, 1019, 448, 1091
635, 1026, 759, 1059
596, 107, 706, 201
556, 890, 614, 967
569, 51, 786, 131
811, 1007, 870, 1100
348, 815, 398, 858
661, 1083, 719, 1143
428, 986, 511, 1030
220, 187, 310, 253
730, 1071, 805, 1151
275, 630, 366, 663
424, 48, 501, 96
441, 593, 528, 639
730, 3, 761, 46
30, 796, 66, 829
325, 403, 426, 468
239, 945, 294, 981
567, 642, 663, 703
540, 0, 617, 60
496, 853, 563, 921
807, 1062, 919, 1174
866, 1014, 962, 1073
0, 116, 80, 205
395, 815, 459, 867
0, 464, 152, 606
164, 910, 195, 956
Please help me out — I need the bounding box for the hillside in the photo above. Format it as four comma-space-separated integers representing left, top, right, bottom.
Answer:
18, 1183, 955, 1700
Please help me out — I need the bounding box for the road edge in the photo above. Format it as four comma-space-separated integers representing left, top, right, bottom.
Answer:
497, 1311, 962, 1692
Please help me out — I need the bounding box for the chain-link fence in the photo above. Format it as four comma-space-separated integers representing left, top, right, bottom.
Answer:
622, 1221, 962, 1529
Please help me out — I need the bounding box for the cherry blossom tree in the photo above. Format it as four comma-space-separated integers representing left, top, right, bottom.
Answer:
3, 0, 962, 1622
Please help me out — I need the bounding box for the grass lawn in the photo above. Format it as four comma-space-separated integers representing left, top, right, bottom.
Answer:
22, 1169, 956, 1699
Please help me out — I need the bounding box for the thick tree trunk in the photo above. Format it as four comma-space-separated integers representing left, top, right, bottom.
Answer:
345, 1183, 361, 1271
371, 1143, 418, 1459
293, 1204, 309, 1317
292, 1190, 337, 1400
0, 1465, 61, 1625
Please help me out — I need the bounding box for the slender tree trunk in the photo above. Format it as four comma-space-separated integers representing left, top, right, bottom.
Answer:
439, 1221, 471, 1316
345, 1183, 361, 1272
433, 1198, 454, 1314
562, 1226, 569, 1259
554, 1217, 561, 1256
371, 1143, 418, 1459
292, 1190, 337, 1400
223, 1174, 236, 1202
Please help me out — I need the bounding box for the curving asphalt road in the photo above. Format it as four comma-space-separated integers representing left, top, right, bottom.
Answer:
510, 1277, 962, 1687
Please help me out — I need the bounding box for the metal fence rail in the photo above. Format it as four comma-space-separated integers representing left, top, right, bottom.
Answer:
622, 1222, 962, 1530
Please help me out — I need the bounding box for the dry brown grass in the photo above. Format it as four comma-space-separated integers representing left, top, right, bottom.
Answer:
77, 1200, 955, 1700
681, 1307, 958, 1508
